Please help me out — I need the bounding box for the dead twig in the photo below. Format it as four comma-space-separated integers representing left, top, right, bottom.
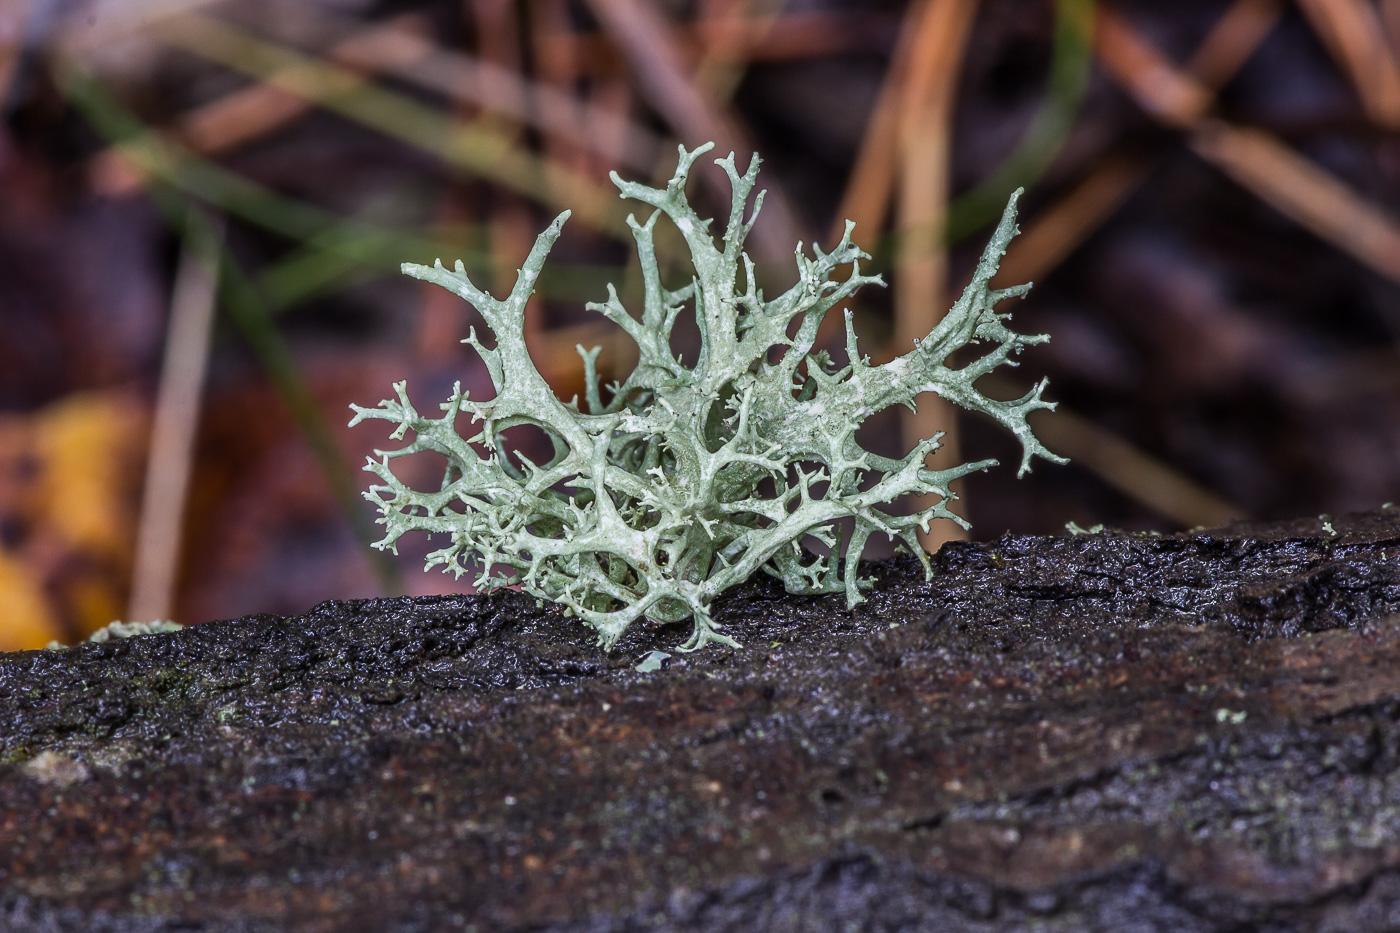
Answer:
582, 0, 806, 264
1296, 0, 1400, 128
829, 0, 937, 250
892, 0, 982, 549
1094, 6, 1213, 127
1190, 120, 1400, 283
1185, 0, 1281, 87
128, 209, 224, 624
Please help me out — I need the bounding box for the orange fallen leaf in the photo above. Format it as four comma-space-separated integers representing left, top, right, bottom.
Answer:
0, 547, 61, 652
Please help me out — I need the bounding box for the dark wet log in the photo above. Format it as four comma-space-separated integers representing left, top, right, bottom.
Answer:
4, 509, 1400, 931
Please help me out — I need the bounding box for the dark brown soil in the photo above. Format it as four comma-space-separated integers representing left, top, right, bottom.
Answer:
4, 508, 1400, 931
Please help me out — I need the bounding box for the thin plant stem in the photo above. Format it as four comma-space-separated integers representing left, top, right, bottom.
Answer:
128, 207, 224, 624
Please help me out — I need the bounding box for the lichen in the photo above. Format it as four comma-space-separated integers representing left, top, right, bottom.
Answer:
351, 143, 1063, 651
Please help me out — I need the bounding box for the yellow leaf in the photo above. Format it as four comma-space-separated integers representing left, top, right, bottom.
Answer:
33, 391, 144, 556
0, 547, 61, 652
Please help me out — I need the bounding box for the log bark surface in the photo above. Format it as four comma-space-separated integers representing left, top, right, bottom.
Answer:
4, 510, 1400, 931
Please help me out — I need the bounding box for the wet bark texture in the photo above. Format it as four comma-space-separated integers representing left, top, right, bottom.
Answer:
4, 509, 1400, 931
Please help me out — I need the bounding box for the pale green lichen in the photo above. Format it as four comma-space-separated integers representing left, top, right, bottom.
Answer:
351, 143, 1064, 652
1066, 521, 1106, 535
45, 619, 184, 650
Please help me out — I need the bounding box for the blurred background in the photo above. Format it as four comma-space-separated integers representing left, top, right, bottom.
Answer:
1, 0, 1398, 649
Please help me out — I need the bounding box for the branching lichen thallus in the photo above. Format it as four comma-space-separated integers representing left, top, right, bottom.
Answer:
351, 142, 1064, 652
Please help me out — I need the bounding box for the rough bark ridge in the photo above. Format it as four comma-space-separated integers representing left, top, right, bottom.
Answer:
3, 509, 1400, 931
